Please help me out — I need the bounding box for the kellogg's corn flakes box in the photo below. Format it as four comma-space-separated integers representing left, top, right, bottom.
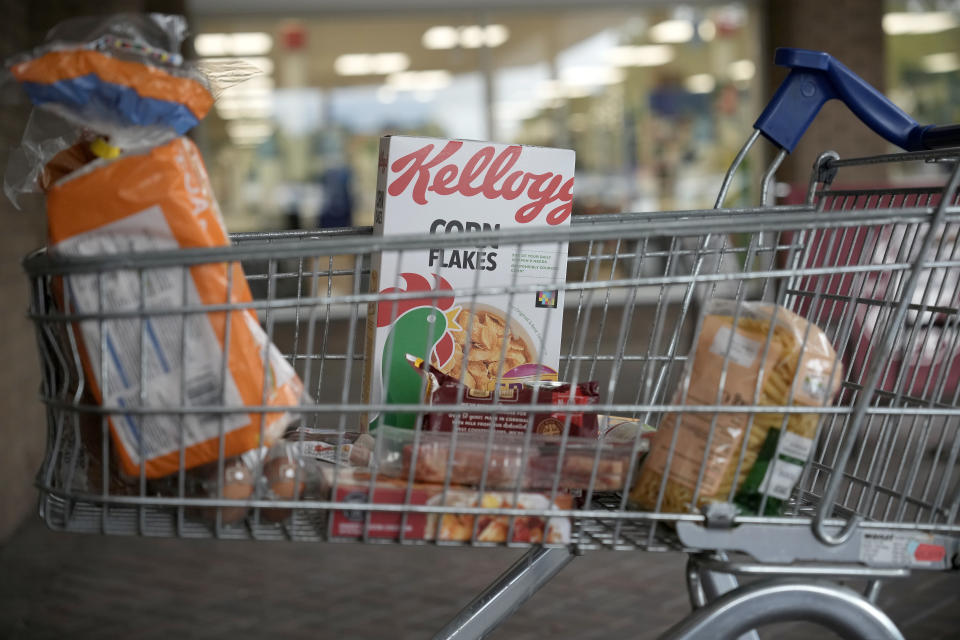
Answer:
364, 136, 575, 430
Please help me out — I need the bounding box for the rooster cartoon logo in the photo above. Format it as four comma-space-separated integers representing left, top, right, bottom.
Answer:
372, 273, 461, 429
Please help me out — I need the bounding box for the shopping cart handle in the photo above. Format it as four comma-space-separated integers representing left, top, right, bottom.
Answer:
754, 47, 957, 153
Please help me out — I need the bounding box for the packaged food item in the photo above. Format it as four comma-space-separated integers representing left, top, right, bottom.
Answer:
363, 135, 575, 430
427, 492, 571, 543
7, 15, 305, 478
430, 378, 600, 437
630, 301, 842, 515
258, 442, 315, 522
598, 415, 657, 445
183, 438, 333, 525
281, 427, 375, 467
410, 356, 599, 437
377, 426, 634, 491
325, 468, 572, 542
186, 447, 264, 525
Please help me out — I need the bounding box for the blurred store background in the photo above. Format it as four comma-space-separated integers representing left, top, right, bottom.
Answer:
190, 3, 763, 229
183, 0, 959, 233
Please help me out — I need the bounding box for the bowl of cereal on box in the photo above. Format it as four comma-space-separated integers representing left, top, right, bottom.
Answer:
434, 302, 545, 391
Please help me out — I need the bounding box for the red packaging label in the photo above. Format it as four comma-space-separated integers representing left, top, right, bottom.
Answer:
425, 373, 599, 437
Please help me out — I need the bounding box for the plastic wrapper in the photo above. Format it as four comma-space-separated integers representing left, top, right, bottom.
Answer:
7, 14, 304, 478
630, 301, 842, 515
281, 427, 375, 468
597, 415, 657, 445
376, 426, 636, 491
177, 440, 328, 525
185, 448, 264, 524
259, 441, 328, 522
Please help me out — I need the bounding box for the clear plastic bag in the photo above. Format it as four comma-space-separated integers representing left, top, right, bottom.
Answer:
631, 300, 843, 515
4, 12, 258, 207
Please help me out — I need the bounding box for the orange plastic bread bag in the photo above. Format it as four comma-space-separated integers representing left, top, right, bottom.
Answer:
10, 15, 304, 478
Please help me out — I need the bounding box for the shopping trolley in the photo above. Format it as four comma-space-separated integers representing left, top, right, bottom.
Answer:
23, 48, 960, 640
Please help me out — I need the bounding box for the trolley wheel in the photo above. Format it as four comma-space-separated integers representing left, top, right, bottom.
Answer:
660, 577, 904, 640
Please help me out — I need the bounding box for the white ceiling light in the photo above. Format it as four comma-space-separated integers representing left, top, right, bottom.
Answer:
484, 24, 509, 47
460, 25, 486, 49
194, 33, 229, 56
605, 45, 675, 67
334, 54, 370, 75
649, 19, 695, 43
684, 73, 716, 93
421, 24, 510, 50
422, 25, 459, 49
387, 70, 452, 92
698, 19, 717, 41
883, 11, 958, 35
231, 33, 273, 55
334, 52, 410, 76
728, 59, 756, 82
372, 53, 410, 74
196, 32, 273, 57
922, 52, 960, 73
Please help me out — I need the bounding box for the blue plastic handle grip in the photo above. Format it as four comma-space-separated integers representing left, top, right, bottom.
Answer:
754, 47, 930, 153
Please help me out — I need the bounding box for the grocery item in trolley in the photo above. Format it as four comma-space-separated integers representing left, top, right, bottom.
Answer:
429, 371, 601, 437
597, 414, 657, 445
6, 15, 304, 478
363, 135, 574, 430
630, 301, 843, 516
377, 425, 637, 491
175, 441, 329, 525
410, 355, 600, 437
281, 426, 376, 467
325, 468, 572, 542
184, 447, 265, 525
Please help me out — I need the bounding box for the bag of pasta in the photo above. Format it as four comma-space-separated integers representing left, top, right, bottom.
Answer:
630, 301, 842, 516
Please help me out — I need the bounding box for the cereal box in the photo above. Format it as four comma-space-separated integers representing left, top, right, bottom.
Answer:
364, 136, 575, 430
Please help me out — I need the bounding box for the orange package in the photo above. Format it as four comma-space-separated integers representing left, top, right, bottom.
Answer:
8, 15, 305, 478
45, 136, 303, 478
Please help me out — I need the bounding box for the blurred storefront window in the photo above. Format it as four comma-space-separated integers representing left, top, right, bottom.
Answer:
884, 1, 960, 183
190, 1, 959, 231
190, 3, 762, 231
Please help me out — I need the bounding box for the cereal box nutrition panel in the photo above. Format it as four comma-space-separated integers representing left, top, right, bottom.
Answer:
365, 136, 576, 431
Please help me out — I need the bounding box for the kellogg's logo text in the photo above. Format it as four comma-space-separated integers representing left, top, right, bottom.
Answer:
386, 141, 574, 225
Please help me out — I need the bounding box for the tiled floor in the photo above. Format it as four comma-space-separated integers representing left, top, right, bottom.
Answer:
1, 517, 958, 639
